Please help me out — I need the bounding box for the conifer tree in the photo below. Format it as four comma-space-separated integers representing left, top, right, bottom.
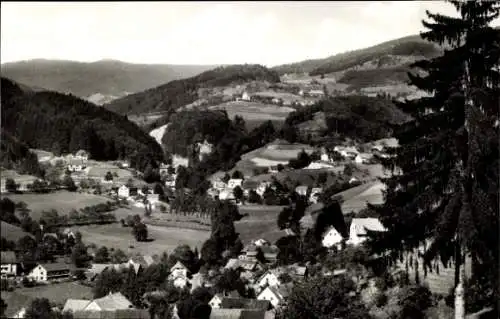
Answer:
368, 0, 499, 311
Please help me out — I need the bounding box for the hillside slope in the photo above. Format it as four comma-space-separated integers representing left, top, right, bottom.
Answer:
0, 130, 44, 178
272, 34, 442, 76
1, 77, 164, 171
104, 64, 281, 115
0, 59, 218, 99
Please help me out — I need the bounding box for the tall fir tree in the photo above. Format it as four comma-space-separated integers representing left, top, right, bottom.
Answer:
368, 0, 499, 311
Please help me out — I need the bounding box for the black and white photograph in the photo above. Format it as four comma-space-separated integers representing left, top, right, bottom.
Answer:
0, 1, 499, 318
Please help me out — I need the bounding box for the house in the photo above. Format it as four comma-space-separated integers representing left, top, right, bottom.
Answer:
269, 166, 279, 174
209, 291, 241, 309
288, 264, 308, 281
320, 153, 331, 162
27, 263, 70, 282
146, 194, 160, 206
241, 91, 251, 101
348, 218, 387, 246
75, 149, 89, 160
207, 188, 220, 199
169, 261, 190, 288
240, 244, 259, 261
84, 292, 134, 311
67, 158, 87, 172
127, 255, 160, 271
1, 251, 19, 278
256, 182, 271, 197
227, 179, 243, 189
295, 185, 308, 197
306, 161, 335, 170
256, 270, 281, 289
349, 177, 359, 184
213, 181, 227, 191
322, 226, 345, 250
225, 258, 263, 272
118, 185, 138, 198
257, 284, 293, 308
254, 238, 269, 247
355, 153, 374, 164
307, 90, 325, 97
63, 299, 92, 313
218, 189, 235, 201
334, 146, 359, 159
309, 187, 323, 204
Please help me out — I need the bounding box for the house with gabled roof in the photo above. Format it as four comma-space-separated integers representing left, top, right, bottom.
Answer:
347, 218, 387, 246
63, 299, 92, 313
84, 292, 134, 311
256, 269, 282, 290
127, 254, 160, 270
27, 262, 70, 282
294, 185, 308, 197
1, 251, 19, 278
169, 261, 190, 288
220, 298, 270, 311
209, 290, 241, 309
257, 283, 293, 308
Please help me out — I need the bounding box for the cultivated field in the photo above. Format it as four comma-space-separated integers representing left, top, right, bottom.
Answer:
209, 101, 295, 130
86, 163, 133, 181
76, 223, 210, 255
3, 282, 93, 308
1, 221, 33, 241
5, 191, 111, 219
236, 205, 286, 244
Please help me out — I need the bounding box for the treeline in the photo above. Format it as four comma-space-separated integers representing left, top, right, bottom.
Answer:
105, 64, 281, 115
1, 77, 164, 172
281, 95, 412, 144
0, 130, 44, 178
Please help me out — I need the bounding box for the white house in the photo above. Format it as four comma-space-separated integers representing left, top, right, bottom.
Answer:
213, 181, 227, 191
1, 251, 18, 278
256, 182, 271, 197
308, 90, 325, 97
67, 159, 87, 172
334, 146, 359, 159
295, 185, 308, 197
169, 261, 190, 288
118, 185, 138, 198
309, 187, 323, 204
218, 189, 235, 201
322, 227, 344, 249
320, 153, 330, 162
242, 92, 251, 101
254, 238, 269, 247
208, 291, 241, 309
75, 150, 89, 160
84, 292, 134, 311
348, 218, 387, 246
257, 284, 292, 308
28, 263, 70, 282
355, 153, 374, 164
256, 270, 281, 290
227, 179, 243, 189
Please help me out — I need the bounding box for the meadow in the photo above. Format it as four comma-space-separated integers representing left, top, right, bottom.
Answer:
5, 191, 111, 220
1, 221, 33, 241
76, 223, 210, 255
235, 204, 286, 244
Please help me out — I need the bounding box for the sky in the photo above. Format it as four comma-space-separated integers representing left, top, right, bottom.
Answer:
2, 1, 499, 67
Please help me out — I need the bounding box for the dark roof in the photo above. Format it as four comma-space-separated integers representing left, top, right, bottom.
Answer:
1, 251, 17, 264
209, 309, 266, 319
220, 298, 270, 311
39, 262, 70, 272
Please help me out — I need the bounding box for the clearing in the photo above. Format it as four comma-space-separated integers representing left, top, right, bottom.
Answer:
236, 205, 287, 244
5, 191, 111, 220
149, 123, 170, 146
1, 221, 33, 241
76, 223, 210, 255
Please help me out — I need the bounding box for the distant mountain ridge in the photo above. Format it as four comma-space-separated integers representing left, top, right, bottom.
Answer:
1, 59, 219, 98
271, 34, 443, 76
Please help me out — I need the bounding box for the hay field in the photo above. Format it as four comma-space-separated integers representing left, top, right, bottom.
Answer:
76, 223, 210, 255
236, 205, 287, 244
5, 191, 111, 219
1, 221, 34, 241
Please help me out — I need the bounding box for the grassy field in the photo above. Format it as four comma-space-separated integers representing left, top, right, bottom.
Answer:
5, 191, 111, 219
76, 223, 210, 255
3, 282, 93, 308
1, 221, 33, 241
236, 205, 286, 244
86, 162, 133, 180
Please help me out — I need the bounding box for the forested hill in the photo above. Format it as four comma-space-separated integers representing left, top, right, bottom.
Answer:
0, 130, 44, 178
272, 34, 442, 76
1, 77, 164, 171
104, 64, 281, 115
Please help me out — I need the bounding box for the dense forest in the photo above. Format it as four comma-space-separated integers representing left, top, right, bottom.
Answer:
104, 64, 281, 115
281, 95, 412, 144
1, 77, 164, 172
0, 130, 44, 178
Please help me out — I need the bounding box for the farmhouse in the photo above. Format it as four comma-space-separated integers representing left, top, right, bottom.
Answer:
127, 255, 160, 272
118, 185, 138, 198
67, 158, 87, 172
309, 187, 323, 204
28, 263, 70, 282
256, 182, 271, 197
169, 261, 190, 288
348, 218, 387, 246
322, 226, 346, 250
256, 270, 281, 289
75, 149, 89, 160
218, 189, 236, 201
1, 251, 19, 278
295, 185, 308, 197
209, 290, 241, 308
334, 146, 359, 159
355, 153, 374, 164
227, 178, 244, 189
241, 91, 251, 101
257, 284, 292, 308
260, 245, 280, 263
83, 292, 134, 311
